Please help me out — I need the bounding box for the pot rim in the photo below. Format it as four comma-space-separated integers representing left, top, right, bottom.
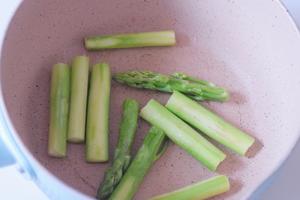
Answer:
0, 0, 299, 199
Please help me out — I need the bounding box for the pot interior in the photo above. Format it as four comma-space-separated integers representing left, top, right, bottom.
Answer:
2, 0, 300, 199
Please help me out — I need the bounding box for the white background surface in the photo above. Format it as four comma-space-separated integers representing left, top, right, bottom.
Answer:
0, 0, 300, 199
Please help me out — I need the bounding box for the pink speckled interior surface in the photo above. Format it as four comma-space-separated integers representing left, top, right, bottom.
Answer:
2, 0, 300, 199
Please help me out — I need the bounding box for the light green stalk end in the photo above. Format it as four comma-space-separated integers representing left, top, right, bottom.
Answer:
48, 63, 70, 157
86, 63, 111, 162
68, 56, 89, 143
140, 99, 226, 171
150, 175, 230, 200
85, 30, 176, 50
166, 91, 255, 155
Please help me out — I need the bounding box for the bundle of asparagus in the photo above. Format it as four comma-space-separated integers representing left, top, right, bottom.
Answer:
48, 59, 112, 162
47, 29, 258, 200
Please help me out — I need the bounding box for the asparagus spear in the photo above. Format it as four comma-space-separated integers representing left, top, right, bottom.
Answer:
68, 56, 89, 143
86, 63, 111, 162
113, 71, 229, 102
48, 63, 70, 157
109, 127, 168, 200
150, 175, 230, 200
140, 99, 226, 171
166, 91, 255, 155
97, 99, 139, 199
85, 30, 176, 50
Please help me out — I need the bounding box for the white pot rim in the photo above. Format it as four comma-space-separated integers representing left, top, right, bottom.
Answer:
0, 1, 299, 199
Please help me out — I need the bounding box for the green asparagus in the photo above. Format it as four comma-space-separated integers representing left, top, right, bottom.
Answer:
140, 99, 226, 171
86, 63, 111, 162
113, 71, 229, 102
48, 63, 70, 157
68, 56, 89, 143
97, 99, 139, 199
85, 30, 175, 50
109, 127, 168, 200
166, 91, 255, 155
150, 175, 230, 200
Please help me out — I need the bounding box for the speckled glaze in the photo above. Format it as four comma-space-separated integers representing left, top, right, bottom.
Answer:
1, 0, 300, 199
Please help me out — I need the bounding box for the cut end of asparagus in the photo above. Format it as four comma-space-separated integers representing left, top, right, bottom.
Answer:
242, 137, 256, 156
86, 157, 109, 163
211, 154, 226, 171
84, 30, 176, 50
53, 63, 68, 68
150, 175, 230, 200
67, 137, 85, 143
48, 148, 66, 158
73, 55, 89, 61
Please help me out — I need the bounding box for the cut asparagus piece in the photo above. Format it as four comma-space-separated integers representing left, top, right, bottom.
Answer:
113, 71, 229, 102
48, 63, 70, 157
86, 63, 111, 162
85, 30, 176, 50
68, 56, 89, 143
109, 127, 167, 200
97, 99, 139, 199
150, 175, 230, 200
166, 91, 255, 155
140, 99, 226, 171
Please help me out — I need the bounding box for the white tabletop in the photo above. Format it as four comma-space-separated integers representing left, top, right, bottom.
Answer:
0, 0, 300, 199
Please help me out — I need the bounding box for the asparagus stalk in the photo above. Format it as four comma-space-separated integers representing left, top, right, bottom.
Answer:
68, 56, 89, 143
86, 63, 111, 162
140, 99, 226, 171
113, 71, 229, 102
166, 91, 255, 155
84, 30, 176, 50
150, 175, 230, 200
97, 99, 139, 199
109, 127, 168, 200
48, 63, 70, 157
